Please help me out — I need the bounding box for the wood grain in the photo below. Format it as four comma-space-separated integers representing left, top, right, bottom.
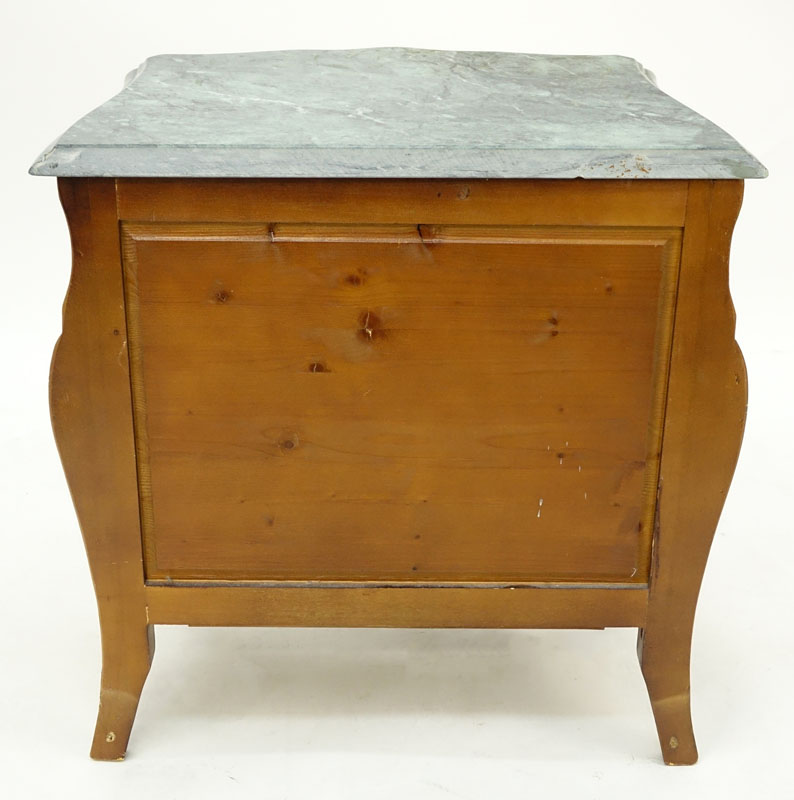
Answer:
121, 223, 681, 583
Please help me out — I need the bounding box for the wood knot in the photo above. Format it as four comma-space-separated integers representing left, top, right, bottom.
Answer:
278, 434, 299, 452
345, 272, 366, 286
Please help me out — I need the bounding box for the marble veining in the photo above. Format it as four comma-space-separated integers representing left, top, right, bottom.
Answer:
29, 48, 767, 179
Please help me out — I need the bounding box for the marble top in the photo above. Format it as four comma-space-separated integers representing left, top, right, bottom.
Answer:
29, 48, 767, 179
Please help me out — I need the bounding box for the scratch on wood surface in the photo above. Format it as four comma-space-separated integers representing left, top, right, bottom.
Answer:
361, 310, 373, 340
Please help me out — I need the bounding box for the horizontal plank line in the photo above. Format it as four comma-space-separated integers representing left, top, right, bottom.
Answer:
146, 579, 647, 590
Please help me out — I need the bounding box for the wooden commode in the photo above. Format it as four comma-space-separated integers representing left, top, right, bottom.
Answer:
30, 48, 767, 763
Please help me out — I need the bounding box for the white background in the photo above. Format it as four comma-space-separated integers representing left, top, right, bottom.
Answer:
1, 1, 792, 797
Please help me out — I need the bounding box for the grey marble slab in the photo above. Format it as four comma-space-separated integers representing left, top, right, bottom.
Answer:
29, 48, 767, 179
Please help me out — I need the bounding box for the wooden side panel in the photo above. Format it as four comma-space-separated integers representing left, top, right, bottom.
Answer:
52, 179, 153, 760
122, 222, 681, 583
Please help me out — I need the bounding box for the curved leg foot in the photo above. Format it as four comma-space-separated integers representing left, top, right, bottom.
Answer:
646, 689, 697, 766
90, 623, 155, 761
637, 626, 697, 765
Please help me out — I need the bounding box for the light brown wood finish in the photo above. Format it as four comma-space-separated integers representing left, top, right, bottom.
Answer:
51, 177, 745, 763
638, 180, 747, 765
52, 179, 154, 760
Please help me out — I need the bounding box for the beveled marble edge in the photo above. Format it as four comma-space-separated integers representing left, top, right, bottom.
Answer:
30, 144, 768, 179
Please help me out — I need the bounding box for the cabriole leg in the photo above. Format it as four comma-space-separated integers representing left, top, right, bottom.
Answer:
639, 180, 748, 766
51, 178, 152, 759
